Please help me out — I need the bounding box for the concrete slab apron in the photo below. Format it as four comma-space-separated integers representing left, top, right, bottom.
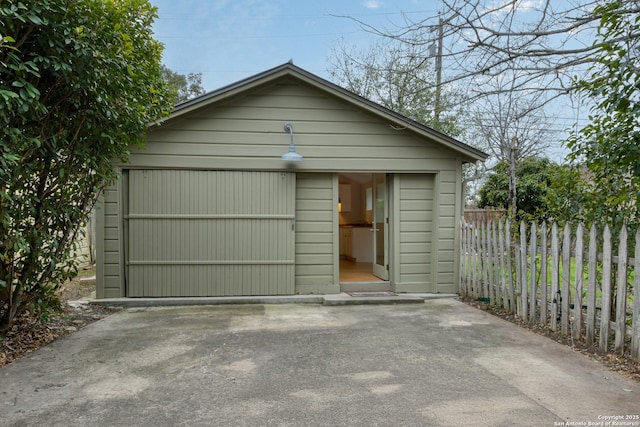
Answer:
1, 300, 638, 427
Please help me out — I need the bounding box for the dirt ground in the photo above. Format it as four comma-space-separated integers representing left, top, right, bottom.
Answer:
0, 267, 119, 367
463, 298, 640, 382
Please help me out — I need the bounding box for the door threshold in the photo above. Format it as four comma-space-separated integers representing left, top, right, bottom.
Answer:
340, 281, 392, 292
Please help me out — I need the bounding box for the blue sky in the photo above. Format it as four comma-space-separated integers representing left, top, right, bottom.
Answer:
150, 0, 440, 92
149, 0, 589, 160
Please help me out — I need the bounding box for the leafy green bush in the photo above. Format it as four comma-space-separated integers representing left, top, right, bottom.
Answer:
0, 0, 174, 334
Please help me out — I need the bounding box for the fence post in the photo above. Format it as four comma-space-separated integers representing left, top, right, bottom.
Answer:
586, 224, 598, 346
472, 224, 479, 299
614, 225, 628, 354
551, 222, 560, 332
600, 225, 613, 352
529, 222, 538, 323
632, 228, 640, 361
573, 223, 585, 340
540, 222, 548, 324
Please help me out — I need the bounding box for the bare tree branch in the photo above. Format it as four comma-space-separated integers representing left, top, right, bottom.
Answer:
332, 0, 640, 105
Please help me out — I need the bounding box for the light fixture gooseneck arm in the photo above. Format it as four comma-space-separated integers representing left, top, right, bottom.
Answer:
281, 122, 303, 161
284, 123, 295, 152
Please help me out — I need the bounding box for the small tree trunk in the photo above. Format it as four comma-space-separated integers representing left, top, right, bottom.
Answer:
0, 286, 24, 336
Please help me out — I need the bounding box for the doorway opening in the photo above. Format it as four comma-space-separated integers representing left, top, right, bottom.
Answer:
338, 173, 389, 288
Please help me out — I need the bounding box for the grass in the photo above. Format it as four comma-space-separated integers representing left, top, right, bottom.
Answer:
462, 252, 635, 309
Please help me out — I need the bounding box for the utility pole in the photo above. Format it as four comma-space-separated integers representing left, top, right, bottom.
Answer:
509, 137, 518, 219
429, 15, 444, 122
435, 16, 443, 122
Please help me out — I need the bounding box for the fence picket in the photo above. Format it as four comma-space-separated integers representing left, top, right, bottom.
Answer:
573, 223, 585, 340
460, 219, 639, 362
459, 222, 466, 296
600, 225, 612, 352
464, 222, 471, 297
561, 223, 572, 335
475, 224, 481, 299
540, 222, 548, 324
492, 220, 499, 306
470, 224, 478, 298
506, 220, 515, 312
515, 245, 522, 315
632, 229, 640, 360
481, 222, 488, 299
586, 224, 598, 346
487, 221, 495, 305
520, 221, 528, 320
614, 225, 628, 354
530, 222, 538, 323
540, 222, 549, 324
499, 220, 508, 309
551, 223, 560, 332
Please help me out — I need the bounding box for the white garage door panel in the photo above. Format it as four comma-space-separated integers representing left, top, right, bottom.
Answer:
127, 170, 295, 297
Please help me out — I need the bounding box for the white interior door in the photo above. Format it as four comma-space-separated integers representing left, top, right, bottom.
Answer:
372, 173, 389, 280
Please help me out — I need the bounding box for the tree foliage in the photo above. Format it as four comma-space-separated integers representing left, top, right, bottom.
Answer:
0, 0, 173, 333
567, 1, 640, 230
477, 157, 585, 222
161, 64, 205, 104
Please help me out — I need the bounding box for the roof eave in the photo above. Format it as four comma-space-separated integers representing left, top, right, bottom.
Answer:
151, 62, 489, 162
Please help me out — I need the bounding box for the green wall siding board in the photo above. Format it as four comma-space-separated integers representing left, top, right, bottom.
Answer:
295, 254, 333, 264
294, 233, 333, 243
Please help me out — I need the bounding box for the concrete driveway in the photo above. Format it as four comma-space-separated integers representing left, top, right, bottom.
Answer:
1, 299, 638, 427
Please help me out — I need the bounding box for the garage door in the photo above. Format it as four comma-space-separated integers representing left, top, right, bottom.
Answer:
126, 170, 295, 297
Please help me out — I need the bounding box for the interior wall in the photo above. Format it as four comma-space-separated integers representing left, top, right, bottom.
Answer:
338, 174, 370, 225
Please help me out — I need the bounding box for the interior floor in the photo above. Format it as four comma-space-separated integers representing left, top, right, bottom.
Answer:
339, 259, 382, 283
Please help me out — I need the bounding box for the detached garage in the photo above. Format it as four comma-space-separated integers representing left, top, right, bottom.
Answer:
95, 63, 487, 299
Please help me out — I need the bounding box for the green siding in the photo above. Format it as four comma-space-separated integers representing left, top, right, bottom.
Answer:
396, 174, 434, 292
295, 173, 339, 294
95, 181, 123, 299
436, 169, 460, 293
125, 79, 458, 173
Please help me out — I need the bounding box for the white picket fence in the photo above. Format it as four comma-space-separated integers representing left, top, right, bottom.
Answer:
459, 220, 640, 361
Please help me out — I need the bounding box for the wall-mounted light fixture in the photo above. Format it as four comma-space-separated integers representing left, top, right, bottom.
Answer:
281, 122, 303, 161
338, 198, 342, 213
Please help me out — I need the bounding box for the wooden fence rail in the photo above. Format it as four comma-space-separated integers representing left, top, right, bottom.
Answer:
460, 219, 640, 361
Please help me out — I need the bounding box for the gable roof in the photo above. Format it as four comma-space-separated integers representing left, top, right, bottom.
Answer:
154, 62, 488, 162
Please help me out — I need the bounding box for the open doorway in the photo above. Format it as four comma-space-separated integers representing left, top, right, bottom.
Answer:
338, 173, 389, 287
